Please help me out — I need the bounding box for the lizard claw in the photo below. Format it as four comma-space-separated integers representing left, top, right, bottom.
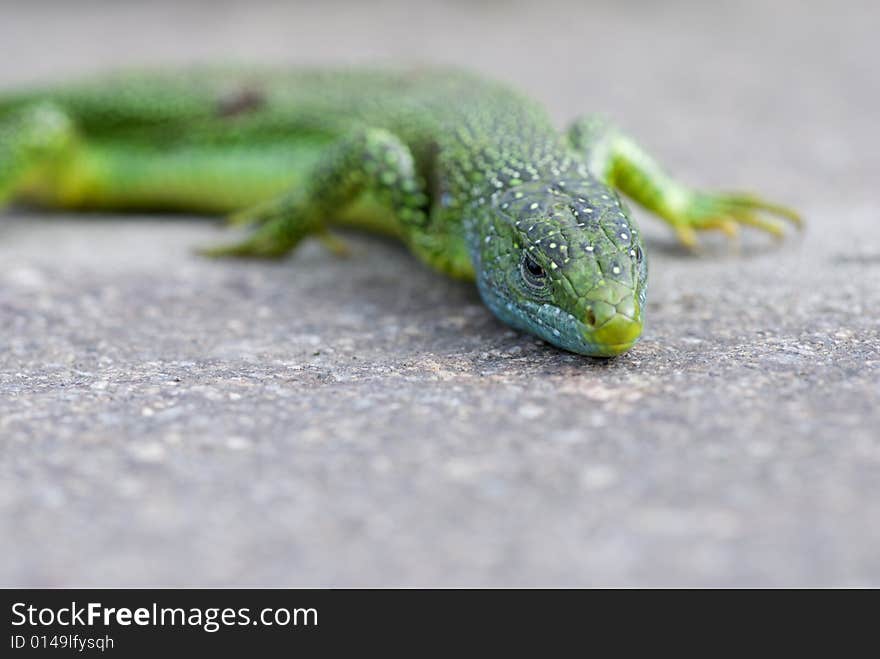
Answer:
225, 209, 259, 227
198, 220, 300, 259
316, 229, 351, 257
722, 192, 803, 229
197, 239, 289, 259
674, 225, 699, 251
668, 190, 801, 249
226, 200, 277, 227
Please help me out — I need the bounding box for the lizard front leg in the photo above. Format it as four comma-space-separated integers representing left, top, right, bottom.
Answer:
567, 114, 801, 249
202, 127, 428, 258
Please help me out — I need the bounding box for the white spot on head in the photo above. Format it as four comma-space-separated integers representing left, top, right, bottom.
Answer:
620, 233, 629, 240
585, 245, 594, 251
529, 202, 538, 210
549, 242, 557, 249
612, 266, 621, 274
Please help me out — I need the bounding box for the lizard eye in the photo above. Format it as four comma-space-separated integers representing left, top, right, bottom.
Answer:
520, 253, 547, 289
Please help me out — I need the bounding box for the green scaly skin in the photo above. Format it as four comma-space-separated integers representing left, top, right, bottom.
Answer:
0, 68, 800, 357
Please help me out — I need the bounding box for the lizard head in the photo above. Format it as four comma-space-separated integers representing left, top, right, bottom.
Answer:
474, 178, 647, 357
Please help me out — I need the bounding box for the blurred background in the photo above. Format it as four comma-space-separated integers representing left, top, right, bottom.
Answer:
3, 0, 876, 194
1, 0, 878, 586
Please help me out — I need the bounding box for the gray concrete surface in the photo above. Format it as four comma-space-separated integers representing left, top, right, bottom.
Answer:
1, 0, 878, 586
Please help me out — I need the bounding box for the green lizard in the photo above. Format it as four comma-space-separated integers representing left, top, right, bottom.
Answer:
0, 68, 799, 356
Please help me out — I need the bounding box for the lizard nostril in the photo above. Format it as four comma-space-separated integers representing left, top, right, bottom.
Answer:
584, 309, 597, 327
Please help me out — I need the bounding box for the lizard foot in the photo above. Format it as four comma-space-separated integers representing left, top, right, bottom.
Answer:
667, 191, 802, 250
198, 215, 307, 259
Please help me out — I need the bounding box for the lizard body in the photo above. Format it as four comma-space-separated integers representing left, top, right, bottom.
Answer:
0, 68, 799, 356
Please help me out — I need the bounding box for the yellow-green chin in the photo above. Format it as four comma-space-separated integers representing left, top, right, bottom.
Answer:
588, 315, 643, 357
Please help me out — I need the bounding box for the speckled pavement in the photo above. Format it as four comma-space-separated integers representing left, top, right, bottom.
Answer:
1, 0, 878, 586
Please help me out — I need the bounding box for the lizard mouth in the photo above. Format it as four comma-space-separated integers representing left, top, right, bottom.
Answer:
527, 302, 643, 357
475, 279, 643, 357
